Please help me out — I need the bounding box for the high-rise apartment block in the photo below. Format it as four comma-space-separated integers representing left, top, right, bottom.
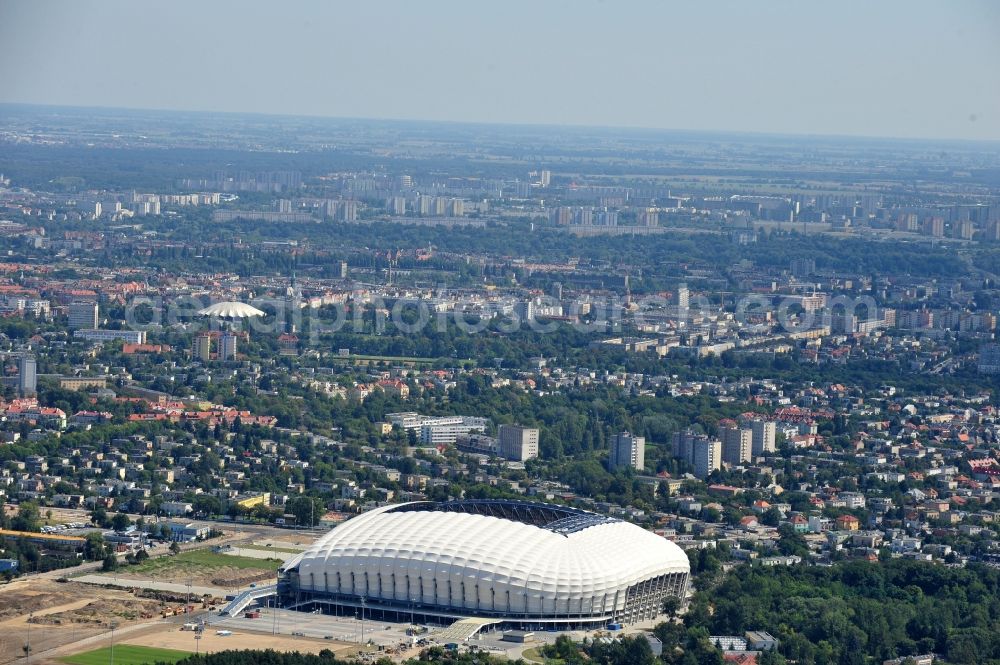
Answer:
219, 333, 237, 361
68, 301, 99, 330
387, 196, 407, 216
194, 334, 212, 362
721, 426, 753, 465
637, 208, 659, 227
749, 419, 776, 456
693, 438, 721, 479
609, 431, 645, 471
675, 284, 689, 310
18, 355, 36, 396
672, 428, 721, 479
497, 424, 539, 462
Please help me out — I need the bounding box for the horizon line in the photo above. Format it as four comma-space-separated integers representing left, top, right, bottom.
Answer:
1, 101, 998, 147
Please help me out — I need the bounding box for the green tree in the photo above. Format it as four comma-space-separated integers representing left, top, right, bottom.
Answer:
193, 495, 223, 517
12, 502, 41, 532
111, 512, 131, 532
83, 532, 107, 560
90, 506, 110, 528
663, 595, 683, 618
286, 496, 324, 527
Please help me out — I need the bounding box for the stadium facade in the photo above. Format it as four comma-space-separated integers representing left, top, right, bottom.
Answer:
278, 500, 689, 628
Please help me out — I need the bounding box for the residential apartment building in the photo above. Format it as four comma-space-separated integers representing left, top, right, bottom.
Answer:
609, 431, 645, 471
68, 301, 99, 330
497, 424, 539, 461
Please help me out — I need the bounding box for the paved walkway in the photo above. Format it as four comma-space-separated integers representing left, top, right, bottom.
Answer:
74, 574, 228, 598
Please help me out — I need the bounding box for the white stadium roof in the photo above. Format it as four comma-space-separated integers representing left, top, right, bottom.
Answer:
196, 301, 266, 318
283, 500, 689, 624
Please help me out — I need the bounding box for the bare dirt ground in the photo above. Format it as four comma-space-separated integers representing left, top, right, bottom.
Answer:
29, 620, 373, 665
3, 579, 369, 665
111, 564, 274, 589
0, 579, 210, 664
31, 596, 166, 627
0, 580, 150, 664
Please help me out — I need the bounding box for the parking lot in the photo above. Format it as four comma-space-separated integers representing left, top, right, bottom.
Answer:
212, 607, 420, 647
40, 520, 91, 534
209, 606, 636, 660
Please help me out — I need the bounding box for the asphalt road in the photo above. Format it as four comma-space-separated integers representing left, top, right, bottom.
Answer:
38, 505, 326, 539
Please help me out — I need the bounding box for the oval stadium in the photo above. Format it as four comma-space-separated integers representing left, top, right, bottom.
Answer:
278, 500, 689, 629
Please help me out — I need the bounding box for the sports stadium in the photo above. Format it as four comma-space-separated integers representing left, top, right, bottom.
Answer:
278, 500, 689, 629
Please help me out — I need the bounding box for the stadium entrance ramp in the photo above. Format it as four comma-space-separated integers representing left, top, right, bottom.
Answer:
433, 617, 501, 643
219, 583, 277, 616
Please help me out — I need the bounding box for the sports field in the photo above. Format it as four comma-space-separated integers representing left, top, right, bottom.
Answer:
60, 644, 190, 665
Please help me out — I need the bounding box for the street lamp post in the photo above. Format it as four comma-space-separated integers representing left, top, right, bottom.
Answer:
360, 596, 366, 645
25, 611, 32, 665
273, 596, 279, 636
109, 622, 118, 665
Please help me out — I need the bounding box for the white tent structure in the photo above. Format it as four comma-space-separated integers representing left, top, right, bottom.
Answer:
196, 301, 266, 319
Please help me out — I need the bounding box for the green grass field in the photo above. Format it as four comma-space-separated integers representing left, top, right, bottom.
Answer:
522, 647, 564, 664
61, 645, 190, 665
128, 548, 282, 574
238, 544, 303, 555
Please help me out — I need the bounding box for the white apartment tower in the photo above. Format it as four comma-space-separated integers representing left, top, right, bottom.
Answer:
693, 438, 721, 479
497, 424, 539, 462
219, 333, 237, 361
18, 355, 36, 396
721, 426, 753, 465
750, 419, 776, 456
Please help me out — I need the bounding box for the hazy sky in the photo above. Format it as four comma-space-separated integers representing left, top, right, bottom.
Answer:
2, 0, 999, 140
